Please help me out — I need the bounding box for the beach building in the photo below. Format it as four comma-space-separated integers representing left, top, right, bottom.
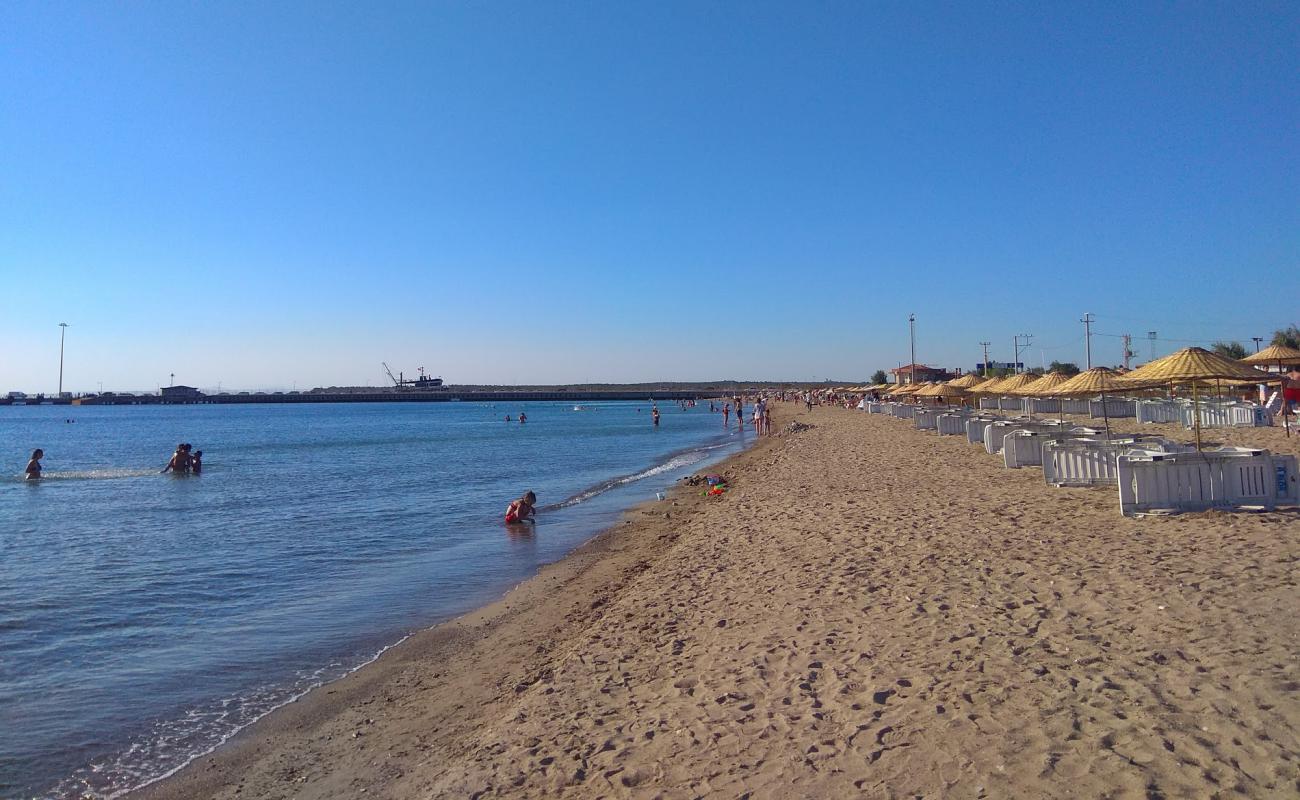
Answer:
160, 385, 202, 400
891, 364, 954, 384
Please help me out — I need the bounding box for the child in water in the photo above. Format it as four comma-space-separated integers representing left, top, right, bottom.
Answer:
25, 449, 43, 480
505, 490, 537, 523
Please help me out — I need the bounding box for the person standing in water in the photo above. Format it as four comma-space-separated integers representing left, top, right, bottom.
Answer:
190, 450, 203, 475
505, 490, 537, 523
25, 449, 43, 480
162, 444, 191, 474
651, 406, 660, 426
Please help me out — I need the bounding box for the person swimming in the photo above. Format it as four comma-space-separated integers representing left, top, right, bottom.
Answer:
25, 448, 43, 480
505, 490, 537, 523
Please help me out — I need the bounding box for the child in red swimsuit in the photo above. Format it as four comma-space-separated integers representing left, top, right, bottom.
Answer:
505, 491, 537, 523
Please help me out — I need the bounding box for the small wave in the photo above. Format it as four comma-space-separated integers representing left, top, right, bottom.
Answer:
51, 636, 411, 800
21, 468, 159, 482
544, 442, 729, 510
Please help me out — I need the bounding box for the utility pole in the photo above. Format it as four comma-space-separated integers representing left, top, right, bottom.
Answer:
908, 313, 916, 385
979, 341, 991, 377
1252, 337, 1263, 353
1122, 334, 1133, 370
1080, 312, 1095, 369
1147, 331, 1157, 362
1013, 334, 1033, 374
58, 322, 69, 396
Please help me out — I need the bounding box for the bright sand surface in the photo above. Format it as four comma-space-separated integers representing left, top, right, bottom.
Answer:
136, 401, 1299, 799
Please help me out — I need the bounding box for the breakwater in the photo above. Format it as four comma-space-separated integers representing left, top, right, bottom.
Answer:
2, 390, 705, 407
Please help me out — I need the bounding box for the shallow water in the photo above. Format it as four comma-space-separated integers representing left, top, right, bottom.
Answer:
0, 400, 748, 799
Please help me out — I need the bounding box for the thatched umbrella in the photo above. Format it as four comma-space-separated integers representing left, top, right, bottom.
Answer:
914, 382, 969, 405
1241, 344, 1300, 369
985, 373, 1038, 395
1049, 367, 1158, 439
1006, 371, 1073, 397
946, 373, 988, 389
969, 375, 1010, 395
1241, 345, 1300, 435
1123, 347, 1277, 449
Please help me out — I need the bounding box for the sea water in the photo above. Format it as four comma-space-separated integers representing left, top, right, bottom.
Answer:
0, 400, 749, 799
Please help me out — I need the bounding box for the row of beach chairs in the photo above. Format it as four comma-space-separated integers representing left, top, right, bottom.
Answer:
970, 396, 1274, 427
864, 402, 1298, 517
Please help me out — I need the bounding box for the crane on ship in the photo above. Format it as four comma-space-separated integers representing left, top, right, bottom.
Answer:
382, 362, 445, 391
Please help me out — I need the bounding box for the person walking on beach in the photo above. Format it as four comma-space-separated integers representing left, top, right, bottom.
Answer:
25, 449, 43, 480
505, 490, 537, 524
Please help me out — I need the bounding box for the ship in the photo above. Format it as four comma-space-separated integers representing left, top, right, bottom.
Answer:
382, 363, 446, 391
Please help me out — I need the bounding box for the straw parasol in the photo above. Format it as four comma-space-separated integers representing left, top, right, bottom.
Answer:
1241, 344, 1300, 368
1126, 346, 1276, 385
969, 375, 1010, 394
913, 382, 969, 402
946, 373, 988, 389
1240, 344, 1300, 435
1007, 371, 1073, 397
1050, 367, 1158, 439
1051, 367, 1155, 396
982, 373, 1038, 395
1123, 347, 1278, 448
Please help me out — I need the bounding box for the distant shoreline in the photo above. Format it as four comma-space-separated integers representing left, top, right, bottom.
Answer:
2, 383, 842, 407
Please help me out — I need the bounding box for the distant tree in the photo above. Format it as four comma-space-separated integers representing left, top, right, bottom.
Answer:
1210, 341, 1248, 360
1027, 367, 1045, 376
1048, 361, 1081, 376
987, 367, 1016, 378
870, 369, 888, 385
1271, 325, 1300, 349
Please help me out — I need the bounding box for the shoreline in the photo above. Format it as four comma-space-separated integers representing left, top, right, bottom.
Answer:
133, 401, 1299, 798
130, 408, 784, 800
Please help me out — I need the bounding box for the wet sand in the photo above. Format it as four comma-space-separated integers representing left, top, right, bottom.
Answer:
137, 402, 1299, 799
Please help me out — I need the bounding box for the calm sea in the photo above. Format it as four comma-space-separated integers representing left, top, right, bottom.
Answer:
0, 400, 749, 799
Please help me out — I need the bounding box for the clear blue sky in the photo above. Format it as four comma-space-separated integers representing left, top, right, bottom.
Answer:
2, 2, 1297, 391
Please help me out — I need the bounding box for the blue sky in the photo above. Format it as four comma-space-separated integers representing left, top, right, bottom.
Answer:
2, 2, 1297, 391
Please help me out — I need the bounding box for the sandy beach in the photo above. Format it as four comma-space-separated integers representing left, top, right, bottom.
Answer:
137, 401, 1300, 799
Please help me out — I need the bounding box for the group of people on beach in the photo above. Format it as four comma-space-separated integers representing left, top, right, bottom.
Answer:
715, 396, 772, 436
162, 443, 203, 475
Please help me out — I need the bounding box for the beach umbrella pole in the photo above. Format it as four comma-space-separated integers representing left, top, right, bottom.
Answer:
1282, 358, 1292, 438
1101, 390, 1112, 441
1193, 380, 1202, 451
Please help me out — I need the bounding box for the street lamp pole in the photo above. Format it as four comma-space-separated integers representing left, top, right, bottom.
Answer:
58, 322, 69, 395
1013, 333, 1033, 374
1252, 337, 1263, 353
979, 341, 991, 377
1081, 312, 1095, 369
908, 314, 916, 385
